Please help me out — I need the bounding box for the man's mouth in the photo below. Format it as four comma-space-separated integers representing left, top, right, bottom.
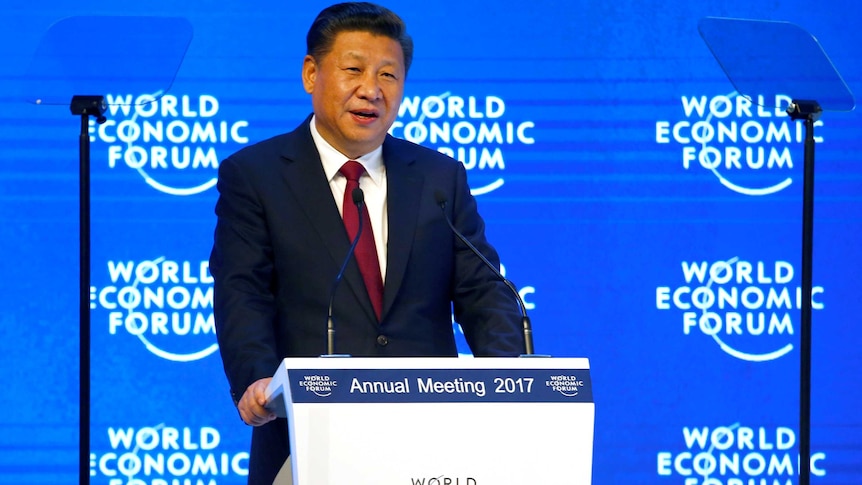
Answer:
351, 110, 379, 120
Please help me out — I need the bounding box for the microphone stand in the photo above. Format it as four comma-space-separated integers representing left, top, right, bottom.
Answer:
325, 188, 364, 357
435, 192, 535, 355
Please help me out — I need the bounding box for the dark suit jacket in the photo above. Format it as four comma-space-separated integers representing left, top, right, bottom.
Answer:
210, 116, 524, 484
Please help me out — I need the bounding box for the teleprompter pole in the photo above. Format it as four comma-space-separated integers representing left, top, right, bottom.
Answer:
787, 99, 820, 485
71, 95, 106, 485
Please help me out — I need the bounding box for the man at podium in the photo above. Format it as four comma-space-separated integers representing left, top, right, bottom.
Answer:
209, 2, 526, 483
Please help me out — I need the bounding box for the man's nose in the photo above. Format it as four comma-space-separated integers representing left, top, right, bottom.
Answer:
356, 73, 382, 99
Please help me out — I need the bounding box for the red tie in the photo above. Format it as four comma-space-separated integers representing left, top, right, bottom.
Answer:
339, 160, 384, 320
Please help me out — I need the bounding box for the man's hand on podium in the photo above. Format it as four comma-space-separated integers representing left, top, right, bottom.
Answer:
238, 377, 277, 426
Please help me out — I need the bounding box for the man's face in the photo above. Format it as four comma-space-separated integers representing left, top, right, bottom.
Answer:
303, 30, 405, 159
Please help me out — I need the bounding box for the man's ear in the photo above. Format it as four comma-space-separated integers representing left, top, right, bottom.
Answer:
302, 55, 317, 94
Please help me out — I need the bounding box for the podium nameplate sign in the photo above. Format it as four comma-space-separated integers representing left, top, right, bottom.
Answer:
267, 357, 594, 484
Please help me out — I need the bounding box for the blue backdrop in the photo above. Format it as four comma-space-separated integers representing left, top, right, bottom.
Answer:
1, 1, 860, 484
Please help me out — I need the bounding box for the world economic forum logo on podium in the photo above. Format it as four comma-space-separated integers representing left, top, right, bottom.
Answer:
409, 476, 477, 484
298, 375, 337, 397
545, 375, 585, 397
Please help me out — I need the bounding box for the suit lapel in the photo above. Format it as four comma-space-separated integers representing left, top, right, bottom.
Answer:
382, 136, 424, 319
277, 119, 378, 324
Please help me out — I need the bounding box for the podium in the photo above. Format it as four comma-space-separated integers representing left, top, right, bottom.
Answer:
266, 357, 594, 484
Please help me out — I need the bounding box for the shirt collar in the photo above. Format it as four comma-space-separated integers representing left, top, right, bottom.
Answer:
310, 115, 385, 187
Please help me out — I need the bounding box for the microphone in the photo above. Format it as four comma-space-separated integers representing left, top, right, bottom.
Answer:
434, 190, 535, 355
325, 187, 365, 356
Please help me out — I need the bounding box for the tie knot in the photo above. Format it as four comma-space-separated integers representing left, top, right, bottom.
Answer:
339, 160, 366, 182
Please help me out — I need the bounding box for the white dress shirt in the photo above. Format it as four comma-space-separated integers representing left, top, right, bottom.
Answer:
310, 116, 389, 281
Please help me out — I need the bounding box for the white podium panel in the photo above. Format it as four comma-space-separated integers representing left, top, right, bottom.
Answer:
267, 357, 594, 485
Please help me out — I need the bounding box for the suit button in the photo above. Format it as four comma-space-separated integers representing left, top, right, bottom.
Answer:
376, 335, 389, 346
